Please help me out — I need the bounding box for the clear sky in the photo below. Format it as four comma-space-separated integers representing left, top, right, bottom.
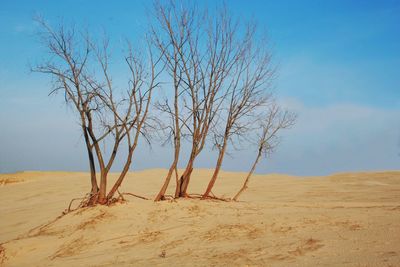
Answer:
0, 0, 399, 175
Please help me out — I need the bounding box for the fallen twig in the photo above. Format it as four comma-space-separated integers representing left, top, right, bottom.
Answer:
120, 192, 149, 200
186, 193, 231, 202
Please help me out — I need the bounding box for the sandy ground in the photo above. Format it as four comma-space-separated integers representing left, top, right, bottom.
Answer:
0, 169, 399, 267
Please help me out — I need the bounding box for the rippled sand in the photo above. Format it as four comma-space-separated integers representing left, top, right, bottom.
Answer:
1, 169, 399, 266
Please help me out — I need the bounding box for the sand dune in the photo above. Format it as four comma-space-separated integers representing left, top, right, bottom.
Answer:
0, 169, 399, 266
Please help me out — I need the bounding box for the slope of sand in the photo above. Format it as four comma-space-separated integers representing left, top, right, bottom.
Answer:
0, 169, 399, 266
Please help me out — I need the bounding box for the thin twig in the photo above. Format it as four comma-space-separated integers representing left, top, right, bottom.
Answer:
120, 192, 149, 200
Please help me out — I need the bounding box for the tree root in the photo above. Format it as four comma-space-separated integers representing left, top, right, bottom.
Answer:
162, 194, 175, 201
186, 192, 231, 202
154, 194, 176, 202
153, 192, 230, 202
64, 189, 231, 216
64, 191, 149, 213
118, 192, 149, 201
26, 212, 66, 237
200, 195, 231, 202
65, 192, 99, 214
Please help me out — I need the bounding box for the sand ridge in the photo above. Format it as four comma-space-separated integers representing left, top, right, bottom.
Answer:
0, 169, 399, 266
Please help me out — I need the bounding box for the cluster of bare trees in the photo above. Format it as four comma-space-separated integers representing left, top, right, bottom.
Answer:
36, 1, 295, 206
34, 18, 162, 205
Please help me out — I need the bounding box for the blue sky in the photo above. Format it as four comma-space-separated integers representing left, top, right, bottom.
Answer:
0, 0, 399, 175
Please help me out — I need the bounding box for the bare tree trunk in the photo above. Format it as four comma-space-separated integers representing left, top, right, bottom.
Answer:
233, 148, 262, 201
202, 138, 228, 199
155, 163, 176, 201
176, 167, 190, 197
80, 115, 99, 204
180, 165, 193, 196
155, 138, 180, 200
106, 147, 134, 201
86, 140, 98, 204
177, 149, 196, 197
174, 167, 182, 198
174, 166, 179, 195
155, 67, 181, 201
85, 111, 108, 204
97, 172, 107, 204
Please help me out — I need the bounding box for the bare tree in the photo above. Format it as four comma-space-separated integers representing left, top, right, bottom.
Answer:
150, 1, 187, 201
34, 18, 161, 205
152, 49, 183, 201
151, 1, 252, 198
233, 105, 296, 201
201, 27, 274, 199
34, 2, 294, 205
